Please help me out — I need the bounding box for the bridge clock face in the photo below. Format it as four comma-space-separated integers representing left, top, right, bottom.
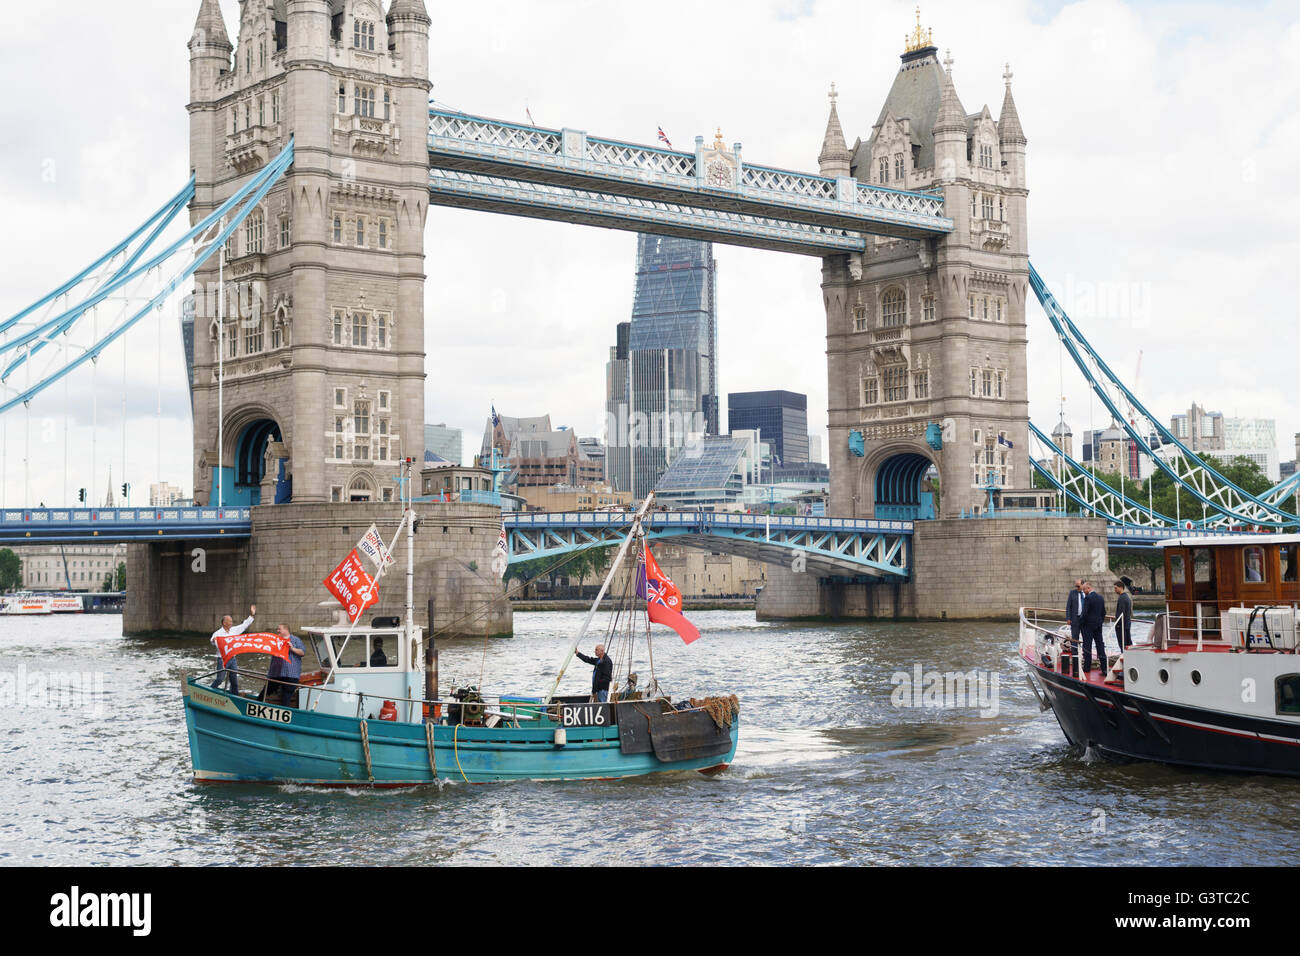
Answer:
707, 160, 733, 188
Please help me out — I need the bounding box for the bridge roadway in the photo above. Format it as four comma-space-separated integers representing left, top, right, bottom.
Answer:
427, 110, 954, 256
0, 507, 1265, 561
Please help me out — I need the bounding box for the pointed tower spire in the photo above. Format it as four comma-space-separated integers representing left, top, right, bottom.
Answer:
190, 0, 232, 53
998, 63, 1027, 146
818, 82, 852, 178
934, 50, 968, 135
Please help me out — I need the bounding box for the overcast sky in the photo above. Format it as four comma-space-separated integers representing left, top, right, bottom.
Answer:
1, 0, 1298, 505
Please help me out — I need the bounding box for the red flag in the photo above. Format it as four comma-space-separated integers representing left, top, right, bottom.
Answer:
214, 632, 290, 665
637, 545, 701, 644
323, 549, 379, 622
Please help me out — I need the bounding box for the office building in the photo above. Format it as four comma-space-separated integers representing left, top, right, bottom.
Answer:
424, 423, 463, 466
607, 236, 719, 497
728, 390, 810, 465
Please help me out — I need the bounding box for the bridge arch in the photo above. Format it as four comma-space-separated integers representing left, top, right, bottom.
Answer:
858, 443, 937, 520
220, 404, 285, 506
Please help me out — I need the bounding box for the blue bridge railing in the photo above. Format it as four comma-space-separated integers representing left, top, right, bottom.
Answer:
0, 507, 253, 544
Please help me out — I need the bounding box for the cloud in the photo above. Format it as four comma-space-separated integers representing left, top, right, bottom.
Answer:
0, 0, 1296, 505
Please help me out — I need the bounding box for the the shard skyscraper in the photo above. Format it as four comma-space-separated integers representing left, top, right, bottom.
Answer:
605, 235, 719, 498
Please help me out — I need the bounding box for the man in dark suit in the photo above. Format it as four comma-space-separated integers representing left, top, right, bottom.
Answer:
1065, 578, 1085, 652
1081, 581, 1108, 673
1113, 578, 1134, 650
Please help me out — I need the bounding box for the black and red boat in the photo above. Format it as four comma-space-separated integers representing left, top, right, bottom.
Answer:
1020, 534, 1300, 776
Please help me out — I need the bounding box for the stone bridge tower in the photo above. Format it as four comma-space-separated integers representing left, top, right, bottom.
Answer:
187, 0, 430, 505
819, 25, 1029, 519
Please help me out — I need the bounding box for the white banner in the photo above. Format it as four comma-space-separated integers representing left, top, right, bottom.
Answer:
357, 523, 395, 573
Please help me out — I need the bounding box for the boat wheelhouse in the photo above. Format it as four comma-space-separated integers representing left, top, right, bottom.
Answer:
1020, 534, 1300, 777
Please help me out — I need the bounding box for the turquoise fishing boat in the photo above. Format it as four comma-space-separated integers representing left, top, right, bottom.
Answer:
182, 471, 740, 786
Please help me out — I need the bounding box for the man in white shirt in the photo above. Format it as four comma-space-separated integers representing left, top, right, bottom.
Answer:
210, 604, 256, 694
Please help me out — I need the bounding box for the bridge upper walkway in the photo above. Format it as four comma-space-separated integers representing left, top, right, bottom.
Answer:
427, 110, 953, 256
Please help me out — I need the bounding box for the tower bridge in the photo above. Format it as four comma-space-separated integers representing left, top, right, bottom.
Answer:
2, 2, 1291, 634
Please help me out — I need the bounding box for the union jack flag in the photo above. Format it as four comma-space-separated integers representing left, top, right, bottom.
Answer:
657, 126, 673, 150
636, 545, 699, 644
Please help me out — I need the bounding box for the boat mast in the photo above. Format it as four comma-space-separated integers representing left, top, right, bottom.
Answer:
544, 492, 655, 703
405, 457, 414, 650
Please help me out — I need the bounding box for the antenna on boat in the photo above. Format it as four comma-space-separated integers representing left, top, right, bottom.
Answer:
543, 492, 656, 704
405, 456, 415, 653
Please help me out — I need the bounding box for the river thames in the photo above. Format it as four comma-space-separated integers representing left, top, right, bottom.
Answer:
2, 610, 1298, 866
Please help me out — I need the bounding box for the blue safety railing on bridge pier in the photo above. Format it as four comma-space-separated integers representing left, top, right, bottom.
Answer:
0, 507, 253, 544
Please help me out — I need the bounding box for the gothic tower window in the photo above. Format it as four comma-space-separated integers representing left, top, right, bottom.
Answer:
278, 216, 290, 249
355, 85, 376, 118
852, 304, 867, 332
354, 19, 376, 51
893, 153, 904, 181
968, 294, 976, 319
332, 216, 342, 244
355, 216, 367, 246
258, 96, 265, 127
980, 143, 994, 169
861, 376, 878, 406
353, 401, 371, 460
244, 316, 263, 354
921, 295, 935, 322
383, 90, 391, 121
245, 213, 264, 255
351, 312, 368, 347
981, 194, 994, 220
338, 83, 347, 113
881, 288, 905, 327
882, 365, 908, 403
878, 157, 888, 183
912, 369, 929, 399
334, 417, 345, 459
272, 92, 280, 124
378, 219, 388, 249
376, 313, 389, 349
332, 310, 344, 345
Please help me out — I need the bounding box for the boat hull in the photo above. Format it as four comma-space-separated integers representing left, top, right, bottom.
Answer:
1029, 663, 1300, 777
182, 678, 738, 786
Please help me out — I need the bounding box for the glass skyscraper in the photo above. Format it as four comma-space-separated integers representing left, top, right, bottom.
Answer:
606, 235, 719, 497
728, 390, 810, 465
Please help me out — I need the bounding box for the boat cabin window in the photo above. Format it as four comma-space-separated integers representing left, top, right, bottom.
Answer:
1192, 548, 1216, 601
1277, 675, 1300, 716
329, 632, 399, 669
1243, 546, 1267, 584
309, 635, 331, 670
1169, 553, 1186, 600
1283, 546, 1297, 584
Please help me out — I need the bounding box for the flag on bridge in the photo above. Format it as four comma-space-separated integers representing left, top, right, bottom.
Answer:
657, 126, 673, 150
636, 544, 700, 644
998, 434, 1014, 449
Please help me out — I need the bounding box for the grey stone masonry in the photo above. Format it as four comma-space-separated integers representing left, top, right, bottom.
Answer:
820, 45, 1030, 520
125, 500, 511, 638
187, 1, 431, 505
757, 517, 1107, 621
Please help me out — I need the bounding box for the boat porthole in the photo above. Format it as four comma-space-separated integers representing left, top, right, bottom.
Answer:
1128, 668, 1138, 683
1191, 670, 1202, 685
1158, 669, 1169, 684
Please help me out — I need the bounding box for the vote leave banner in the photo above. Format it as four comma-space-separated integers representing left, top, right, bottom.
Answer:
324, 549, 378, 622
215, 632, 290, 665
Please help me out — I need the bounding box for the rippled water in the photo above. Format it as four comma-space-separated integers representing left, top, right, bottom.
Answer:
2, 610, 1298, 866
